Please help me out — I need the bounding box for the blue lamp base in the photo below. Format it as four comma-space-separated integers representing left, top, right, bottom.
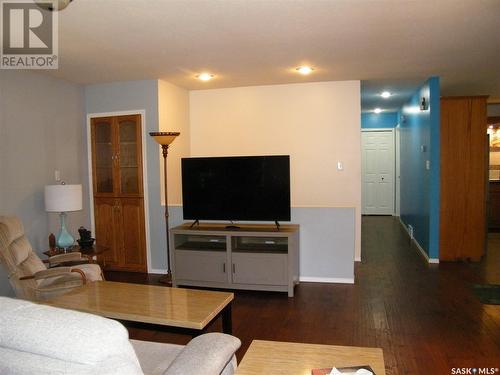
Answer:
56, 212, 75, 250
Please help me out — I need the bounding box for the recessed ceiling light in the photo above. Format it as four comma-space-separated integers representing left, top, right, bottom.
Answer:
374, 108, 382, 114
196, 73, 215, 81
381, 91, 392, 98
296, 66, 314, 75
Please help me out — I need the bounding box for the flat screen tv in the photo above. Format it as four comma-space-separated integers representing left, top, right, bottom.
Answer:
181, 155, 291, 222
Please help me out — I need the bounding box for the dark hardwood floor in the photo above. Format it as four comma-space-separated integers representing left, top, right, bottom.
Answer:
106, 216, 500, 374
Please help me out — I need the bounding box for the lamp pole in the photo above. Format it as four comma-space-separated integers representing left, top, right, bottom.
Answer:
149, 132, 180, 285
161, 144, 172, 282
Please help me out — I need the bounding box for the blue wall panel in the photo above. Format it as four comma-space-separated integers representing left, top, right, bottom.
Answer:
361, 112, 398, 128
399, 77, 440, 258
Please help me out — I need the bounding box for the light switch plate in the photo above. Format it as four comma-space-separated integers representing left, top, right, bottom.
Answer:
337, 161, 343, 171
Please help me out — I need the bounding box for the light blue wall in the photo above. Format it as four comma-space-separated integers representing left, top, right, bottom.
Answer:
361, 112, 398, 129
84, 80, 167, 270
399, 77, 440, 258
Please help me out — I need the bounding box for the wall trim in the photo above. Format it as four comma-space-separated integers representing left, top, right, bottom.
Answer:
398, 217, 439, 264
354, 256, 361, 262
361, 128, 396, 132
300, 276, 355, 284
150, 268, 168, 274
86, 110, 153, 273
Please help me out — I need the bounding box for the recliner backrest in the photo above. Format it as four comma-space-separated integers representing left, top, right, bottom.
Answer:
0, 216, 46, 299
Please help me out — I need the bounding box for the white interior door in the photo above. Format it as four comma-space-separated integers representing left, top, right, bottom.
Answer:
362, 130, 395, 215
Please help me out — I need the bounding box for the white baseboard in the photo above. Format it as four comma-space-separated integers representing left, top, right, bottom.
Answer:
398, 218, 439, 264
299, 276, 355, 284
149, 268, 168, 274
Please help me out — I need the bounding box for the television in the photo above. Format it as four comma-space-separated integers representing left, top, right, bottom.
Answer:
181, 155, 291, 222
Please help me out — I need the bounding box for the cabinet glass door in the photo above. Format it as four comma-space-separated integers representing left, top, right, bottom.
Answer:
93, 118, 114, 194
117, 116, 141, 195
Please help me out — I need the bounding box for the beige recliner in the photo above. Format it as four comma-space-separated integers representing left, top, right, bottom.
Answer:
0, 216, 103, 301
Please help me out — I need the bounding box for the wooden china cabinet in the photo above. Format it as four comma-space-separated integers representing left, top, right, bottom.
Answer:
90, 114, 147, 272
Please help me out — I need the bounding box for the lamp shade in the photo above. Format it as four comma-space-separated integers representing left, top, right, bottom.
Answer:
149, 132, 180, 145
45, 184, 82, 212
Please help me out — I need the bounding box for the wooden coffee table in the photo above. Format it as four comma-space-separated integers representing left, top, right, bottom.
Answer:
46, 281, 234, 334
236, 340, 386, 374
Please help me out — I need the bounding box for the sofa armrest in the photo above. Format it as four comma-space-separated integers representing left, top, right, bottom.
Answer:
163, 333, 241, 375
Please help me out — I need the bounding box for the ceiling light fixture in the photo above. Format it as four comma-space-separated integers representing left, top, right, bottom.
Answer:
196, 73, 215, 81
374, 108, 382, 114
381, 91, 392, 98
296, 66, 314, 75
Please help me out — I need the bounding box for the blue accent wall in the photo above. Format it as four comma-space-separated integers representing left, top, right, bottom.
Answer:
361, 112, 398, 128
399, 77, 440, 258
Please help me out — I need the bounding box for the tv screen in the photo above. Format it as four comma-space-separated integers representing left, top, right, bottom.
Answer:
181, 155, 291, 222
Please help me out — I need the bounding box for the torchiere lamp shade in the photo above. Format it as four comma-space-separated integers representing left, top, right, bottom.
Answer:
44, 184, 82, 212
149, 132, 180, 146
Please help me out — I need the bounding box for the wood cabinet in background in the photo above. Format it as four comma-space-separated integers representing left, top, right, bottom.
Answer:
91, 115, 147, 272
439, 96, 488, 261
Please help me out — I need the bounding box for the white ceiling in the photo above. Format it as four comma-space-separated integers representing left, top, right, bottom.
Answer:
47, 0, 500, 102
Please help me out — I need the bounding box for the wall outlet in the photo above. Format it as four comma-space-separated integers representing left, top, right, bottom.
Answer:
408, 224, 414, 239
337, 161, 343, 171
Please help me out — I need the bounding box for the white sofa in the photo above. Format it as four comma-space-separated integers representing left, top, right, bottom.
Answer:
0, 297, 241, 375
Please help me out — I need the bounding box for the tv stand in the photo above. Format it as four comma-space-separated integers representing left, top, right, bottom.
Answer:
225, 225, 241, 230
170, 223, 300, 297
189, 220, 199, 228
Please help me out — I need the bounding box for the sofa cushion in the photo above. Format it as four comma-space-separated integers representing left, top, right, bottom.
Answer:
163, 333, 241, 375
130, 339, 183, 375
0, 297, 143, 375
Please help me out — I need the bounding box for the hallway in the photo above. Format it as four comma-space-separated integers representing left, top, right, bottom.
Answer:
359, 216, 499, 373
117, 216, 500, 374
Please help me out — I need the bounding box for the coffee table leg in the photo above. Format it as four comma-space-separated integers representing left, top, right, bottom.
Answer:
222, 303, 232, 334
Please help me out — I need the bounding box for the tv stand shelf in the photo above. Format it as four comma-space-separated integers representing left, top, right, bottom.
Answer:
171, 223, 300, 297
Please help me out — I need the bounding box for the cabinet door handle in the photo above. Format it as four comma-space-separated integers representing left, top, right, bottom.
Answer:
232, 264, 235, 274
223, 263, 226, 273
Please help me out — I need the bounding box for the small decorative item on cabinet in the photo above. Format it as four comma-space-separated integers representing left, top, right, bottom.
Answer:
77, 226, 95, 249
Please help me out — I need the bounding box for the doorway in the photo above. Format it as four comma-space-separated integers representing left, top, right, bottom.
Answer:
361, 129, 395, 215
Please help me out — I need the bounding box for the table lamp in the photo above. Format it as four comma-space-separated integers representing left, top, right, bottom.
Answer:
149, 131, 180, 284
44, 183, 82, 250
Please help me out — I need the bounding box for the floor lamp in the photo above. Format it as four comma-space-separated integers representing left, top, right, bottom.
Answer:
150, 131, 180, 285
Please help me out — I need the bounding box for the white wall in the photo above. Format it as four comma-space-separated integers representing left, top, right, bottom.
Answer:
0, 71, 86, 296
158, 80, 190, 205
189, 80, 361, 278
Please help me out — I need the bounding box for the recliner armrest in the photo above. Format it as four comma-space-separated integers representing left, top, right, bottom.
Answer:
30, 267, 86, 283
49, 252, 86, 265
163, 333, 241, 375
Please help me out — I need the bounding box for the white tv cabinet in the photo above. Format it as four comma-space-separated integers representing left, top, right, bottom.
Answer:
170, 223, 300, 297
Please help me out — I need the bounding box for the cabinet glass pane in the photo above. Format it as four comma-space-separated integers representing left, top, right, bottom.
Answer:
96, 168, 113, 193
94, 120, 113, 193
119, 119, 139, 194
